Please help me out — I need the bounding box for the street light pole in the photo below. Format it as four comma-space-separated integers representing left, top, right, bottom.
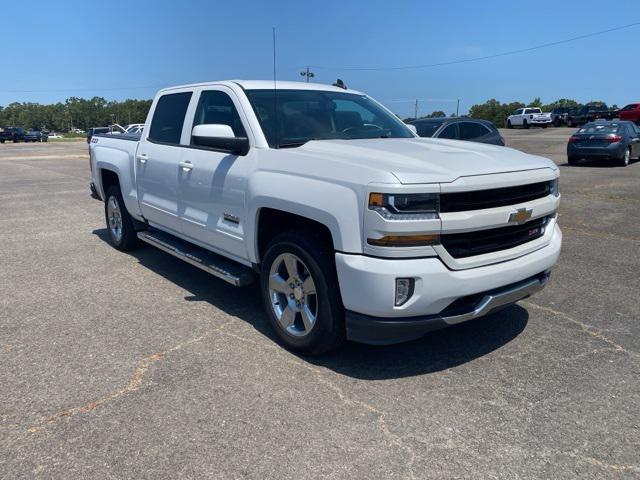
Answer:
300, 66, 315, 83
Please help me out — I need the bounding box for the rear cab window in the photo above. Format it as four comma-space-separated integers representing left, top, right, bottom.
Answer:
148, 91, 193, 145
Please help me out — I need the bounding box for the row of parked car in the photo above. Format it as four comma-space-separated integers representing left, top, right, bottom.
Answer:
506, 102, 640, 130
406, 115, 639, 167
0, 127, 50, 143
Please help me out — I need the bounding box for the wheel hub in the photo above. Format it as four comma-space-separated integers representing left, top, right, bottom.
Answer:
268, 252, 318, 337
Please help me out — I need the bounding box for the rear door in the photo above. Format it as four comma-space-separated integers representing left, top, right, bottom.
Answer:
177, 86, 253, 262
136, 91, 193, 234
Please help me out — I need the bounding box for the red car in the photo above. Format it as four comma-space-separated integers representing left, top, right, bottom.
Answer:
619, 103, 640, 124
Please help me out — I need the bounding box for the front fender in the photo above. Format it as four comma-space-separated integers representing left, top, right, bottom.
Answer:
246, 171, 365, 263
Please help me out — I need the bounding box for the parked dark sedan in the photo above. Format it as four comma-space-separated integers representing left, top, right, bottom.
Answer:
408, 117, 504, 146
567, 121, 640, 167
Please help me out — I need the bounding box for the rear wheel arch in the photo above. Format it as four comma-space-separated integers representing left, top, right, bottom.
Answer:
100, 168, 121, 198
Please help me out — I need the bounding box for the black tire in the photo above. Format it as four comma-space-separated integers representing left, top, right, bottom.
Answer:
620, 147, 631, 167
0, 140, 4, 144
260, 230, 345, 355
568, 156, 579, 166
542, 124, 548, 129
523, 120, 529, 129
104, 185, 139, 251
506, 120, 513, 129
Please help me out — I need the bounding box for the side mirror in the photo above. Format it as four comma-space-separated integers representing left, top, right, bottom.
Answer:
191, 124, 249, 156
406, 124, 418, 135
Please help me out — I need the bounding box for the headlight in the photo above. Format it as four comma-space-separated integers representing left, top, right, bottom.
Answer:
369, 192, 439, 220
550, 178, 559, 197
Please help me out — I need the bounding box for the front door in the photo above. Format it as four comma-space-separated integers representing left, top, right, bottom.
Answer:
136, 91, 193, 234
178, 87, 251, 262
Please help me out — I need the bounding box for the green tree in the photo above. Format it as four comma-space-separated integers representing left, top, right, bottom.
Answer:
468, 99, 525, 127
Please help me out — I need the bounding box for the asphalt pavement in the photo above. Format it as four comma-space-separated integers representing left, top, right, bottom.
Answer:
0, 132, 638, 479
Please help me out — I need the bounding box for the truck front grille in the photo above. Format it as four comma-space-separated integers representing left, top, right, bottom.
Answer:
441, 216, 550, 258
440, 181, 552, 213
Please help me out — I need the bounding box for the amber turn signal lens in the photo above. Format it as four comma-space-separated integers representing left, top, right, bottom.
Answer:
368, 192, 384, 207
367, 234, 440, 247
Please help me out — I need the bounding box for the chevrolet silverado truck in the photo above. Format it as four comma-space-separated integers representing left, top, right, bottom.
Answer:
506, 108, 552, 129
89, 80, 561, 354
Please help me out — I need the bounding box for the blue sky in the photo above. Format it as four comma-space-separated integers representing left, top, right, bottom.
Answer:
1, 0, 639, 116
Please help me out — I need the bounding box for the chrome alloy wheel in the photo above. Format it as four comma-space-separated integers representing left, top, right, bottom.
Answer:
107, 195, 123, 243
268, 253, 318, 337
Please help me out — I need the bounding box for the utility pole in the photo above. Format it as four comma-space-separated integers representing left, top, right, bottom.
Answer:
300, 66, 315, 82
414, 99, 419, 120
456, 99, 460, 117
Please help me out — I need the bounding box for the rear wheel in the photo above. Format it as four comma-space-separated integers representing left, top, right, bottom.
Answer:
260, 231, 345, 355
104, 186, 139, 251
568, 156, 579, 166
523, 120, 529, 129
506, 120, 513, 129
620, 147, 631, 167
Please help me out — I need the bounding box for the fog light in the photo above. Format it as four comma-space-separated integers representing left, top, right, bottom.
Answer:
395, 278, 414, 306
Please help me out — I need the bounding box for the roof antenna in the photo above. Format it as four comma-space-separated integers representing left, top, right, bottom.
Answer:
272, 27, 279, 148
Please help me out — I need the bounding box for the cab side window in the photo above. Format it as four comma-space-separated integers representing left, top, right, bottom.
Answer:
459, 122, 490, 140
438, 123, 459, 139
193, 90, 246, 137
148, 92, 192, 145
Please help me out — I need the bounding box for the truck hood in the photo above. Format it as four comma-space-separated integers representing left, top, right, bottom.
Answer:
296, 137, 557, 184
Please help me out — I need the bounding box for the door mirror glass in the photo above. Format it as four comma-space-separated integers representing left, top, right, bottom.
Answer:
191, 124, 249, 155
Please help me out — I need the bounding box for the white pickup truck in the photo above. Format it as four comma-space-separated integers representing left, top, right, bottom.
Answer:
89, 80, 561, 354
506, 108, 553, 129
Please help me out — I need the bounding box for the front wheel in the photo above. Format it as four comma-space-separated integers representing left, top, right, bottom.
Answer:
260, 231, 345, 355
104, 186, 140, 251
523, 120, 529, 129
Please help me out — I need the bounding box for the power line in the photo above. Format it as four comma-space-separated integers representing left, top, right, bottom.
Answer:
0, 85, 162, 94
308, 21, 640, 71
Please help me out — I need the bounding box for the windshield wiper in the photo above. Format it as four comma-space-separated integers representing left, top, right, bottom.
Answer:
277, 141, 309, 149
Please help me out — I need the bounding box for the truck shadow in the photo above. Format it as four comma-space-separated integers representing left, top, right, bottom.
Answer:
93, 229, 528, 380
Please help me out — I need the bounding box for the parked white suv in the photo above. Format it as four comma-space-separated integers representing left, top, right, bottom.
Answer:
89, 80, 561, 354
507, 108, 552, 129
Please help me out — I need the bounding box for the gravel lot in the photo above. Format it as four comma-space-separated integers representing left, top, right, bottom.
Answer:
1, 131, 638, 479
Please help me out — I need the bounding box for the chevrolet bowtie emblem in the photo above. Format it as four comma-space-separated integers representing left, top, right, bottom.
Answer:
508, 208, 533, 224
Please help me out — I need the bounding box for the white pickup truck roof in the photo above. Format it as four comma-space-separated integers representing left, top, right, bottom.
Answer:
160, 80, 363, 95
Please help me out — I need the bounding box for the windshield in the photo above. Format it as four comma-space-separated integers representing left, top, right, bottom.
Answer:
579, 123, 621, 134
245, 89, 413, 148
